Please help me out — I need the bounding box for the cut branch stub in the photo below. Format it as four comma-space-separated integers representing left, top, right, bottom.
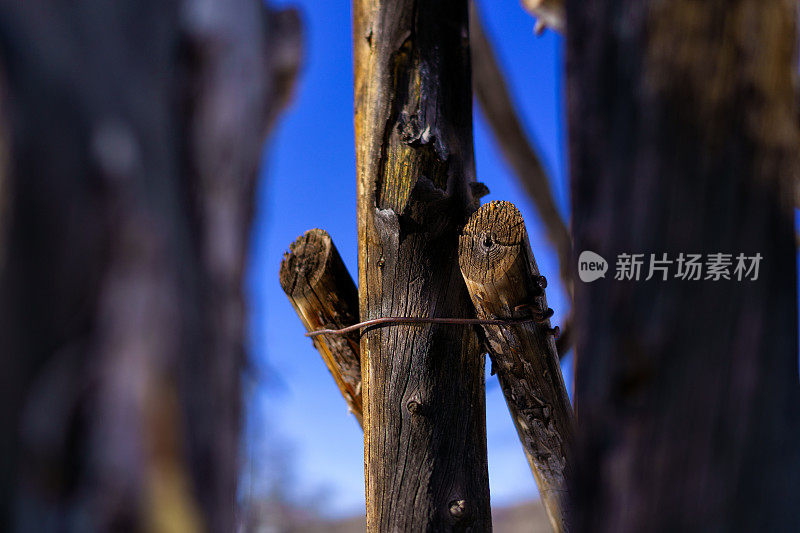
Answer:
279, 229, 363, 426
459, 200, 573, 533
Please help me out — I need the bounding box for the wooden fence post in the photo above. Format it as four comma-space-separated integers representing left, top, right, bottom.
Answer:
459, 201, 573, 532
567, 1, 800, 529
0, 1, 302, 529
279, 229, 363, 426
284, 208, 575, 530
352, 0, 491, 530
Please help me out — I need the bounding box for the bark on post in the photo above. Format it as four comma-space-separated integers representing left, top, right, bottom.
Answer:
567, 0, 800, 530
459, 201, 572, 532
280, 229, 363, 426
352, 0, 491, 530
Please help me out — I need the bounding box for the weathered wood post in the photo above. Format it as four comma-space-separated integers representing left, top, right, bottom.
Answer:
459, 201, 573, 532
352, 0, 491, 530
567, 0, 800, 530
280, 229, 363, 425
284, 210, 577, 531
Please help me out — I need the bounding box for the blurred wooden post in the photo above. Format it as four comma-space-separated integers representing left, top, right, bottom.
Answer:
352, 0, 491, 529
567, 1, 800, 529
0, 0, 302, 529
279, 229, 363, 426
459, 201, 573, 532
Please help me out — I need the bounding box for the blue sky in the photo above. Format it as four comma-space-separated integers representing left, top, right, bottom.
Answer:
244, 0, 571, 517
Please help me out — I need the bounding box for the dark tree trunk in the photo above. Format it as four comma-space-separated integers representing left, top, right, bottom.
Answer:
352, 0, 491, 530
0, 1, 300, 530
567, 0, 800, 531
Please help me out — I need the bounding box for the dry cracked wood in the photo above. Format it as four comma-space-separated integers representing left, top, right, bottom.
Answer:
352, 0, 491, 529
280, 229, 363, 426
285, 213, 573, 530
459, 201, 573, 533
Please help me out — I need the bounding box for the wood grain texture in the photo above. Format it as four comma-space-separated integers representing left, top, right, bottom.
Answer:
459, 201, 572, 532
352, 0, 491, 530
280, 229, 363, 426
567, 0, 800, 530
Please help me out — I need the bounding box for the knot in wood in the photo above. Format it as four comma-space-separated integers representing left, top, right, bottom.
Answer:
406, 399, 425, 415
449, 499, 469, 521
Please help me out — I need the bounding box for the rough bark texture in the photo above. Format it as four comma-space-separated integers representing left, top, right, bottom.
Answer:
352, 0, 491, 530
567, 0, 800, 530
0, 1, 301, 530
280, 229, 363, 426
459, 201, 572, 533
469, 5, 571, 289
